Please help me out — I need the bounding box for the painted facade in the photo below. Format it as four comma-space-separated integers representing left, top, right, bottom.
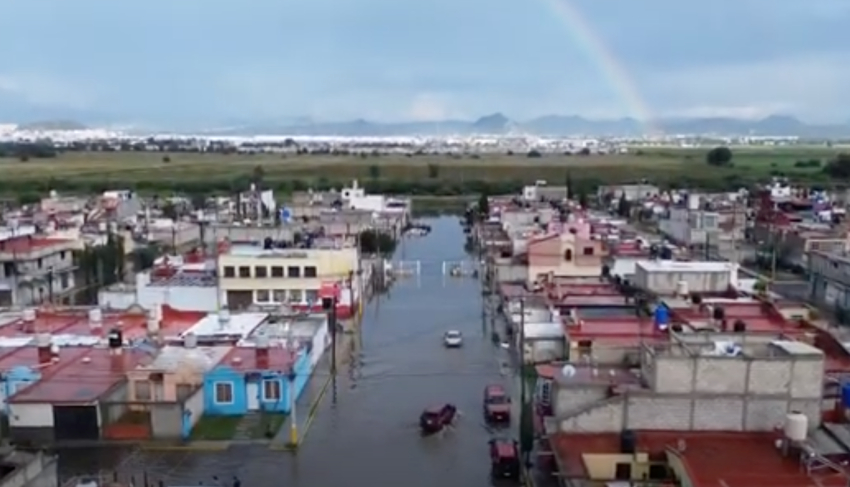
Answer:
0, 366, 41, 413
202, 349, 312, 416
527, 222, 605, 282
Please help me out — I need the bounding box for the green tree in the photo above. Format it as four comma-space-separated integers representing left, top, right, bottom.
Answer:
368, 165, 381, 179
161, 201, 178, 221
478, 193, 490, 219
427, 163, 440, 179
252, 164, 265, 185
578, 191, 588, 209
616, 193, 631, 218
706, 146, 733, 166
358, 229, 396, 255
823, 153, 850, 179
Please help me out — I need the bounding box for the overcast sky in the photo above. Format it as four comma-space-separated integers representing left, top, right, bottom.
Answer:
0, 0, 848, 125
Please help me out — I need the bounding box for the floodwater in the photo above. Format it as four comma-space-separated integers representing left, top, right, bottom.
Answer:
59, 216, 513, 487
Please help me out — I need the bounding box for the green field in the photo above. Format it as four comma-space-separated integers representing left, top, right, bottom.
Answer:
0, 146, 843, 197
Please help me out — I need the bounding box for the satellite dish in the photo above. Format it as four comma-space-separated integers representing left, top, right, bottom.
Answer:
561, 364, 577, 378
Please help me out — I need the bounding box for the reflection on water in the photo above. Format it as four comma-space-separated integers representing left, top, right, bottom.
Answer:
59, 217, 512, 487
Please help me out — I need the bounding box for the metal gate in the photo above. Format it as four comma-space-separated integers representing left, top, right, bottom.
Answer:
54, 405, 99, 441
387, 260, 421, 279
441, 260, 479, 278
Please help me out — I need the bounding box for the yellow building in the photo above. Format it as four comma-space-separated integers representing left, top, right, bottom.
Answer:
218, 244, 360, 315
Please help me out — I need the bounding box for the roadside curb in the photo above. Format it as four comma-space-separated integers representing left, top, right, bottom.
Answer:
140, 441, 231, 451
268, 372, 333, 451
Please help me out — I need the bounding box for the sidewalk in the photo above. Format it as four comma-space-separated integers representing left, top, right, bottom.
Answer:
270, 332, 352, 449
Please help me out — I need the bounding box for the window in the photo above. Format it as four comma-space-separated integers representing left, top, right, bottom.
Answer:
176, 384, 194, 401
60, 251, 67, 260
135, 380, 152, 401
255, 266, 268, 278
271, 266, 284, 277
263, 379, 282, 401
287, 266, 301, 278
305, 289, 319, 304
60, 274, 69, 289
290, 289, 303, 302
256, 290, 271, 303
238, 266, 251, 278
304, 266, 317, 278
215, 382, 234, 404
273, 290, 287, 303
37, 258, 43, 268
564, 249, 573, 261
223, 266, 235, 278
583, 247, 594, 256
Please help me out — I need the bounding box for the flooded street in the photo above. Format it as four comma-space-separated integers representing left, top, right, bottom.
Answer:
60, 216, 511, 487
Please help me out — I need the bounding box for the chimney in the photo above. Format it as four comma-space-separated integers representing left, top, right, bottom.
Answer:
35, 333, 52, 364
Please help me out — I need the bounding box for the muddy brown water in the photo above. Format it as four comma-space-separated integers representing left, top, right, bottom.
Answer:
58, 216, 515, 487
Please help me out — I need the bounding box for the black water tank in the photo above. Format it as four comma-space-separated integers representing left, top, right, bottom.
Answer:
107, 328, 123, 348
671, 324, 684, 333
649, 244, 659, 259
620, 429, 637, 454
733, 320, 747, 332
601, 265, 611, 277
263, 237, 273, 250
713, 307, 725, 321
659, 246, 673, 260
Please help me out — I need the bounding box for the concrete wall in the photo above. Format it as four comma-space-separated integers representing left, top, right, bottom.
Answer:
494, 262, 527, 283
634, 268, 733, 294
649, 353, 823, 400
558, 391, 822, 433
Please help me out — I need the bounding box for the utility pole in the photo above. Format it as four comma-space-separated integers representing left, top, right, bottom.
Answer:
518, 297, 533, 471
286, 322, 298, 447
46, 266, 54, 305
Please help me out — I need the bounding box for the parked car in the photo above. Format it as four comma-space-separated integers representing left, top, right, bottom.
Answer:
443, 330, 463, 347
489, 437, 520, 479
483, 384, 511, 423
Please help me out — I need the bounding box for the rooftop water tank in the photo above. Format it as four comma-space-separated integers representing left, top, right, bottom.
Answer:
676, 281, 689, 297
218, 308, 230, 325
23, 308, 36, 322
784, 412, 808, 442
107, 328, 123, 348
620, 429, 637, 454
89, 308, 103, 328
184, 333, 198, 348
146, 316, 160, 333
35, 333, 51, 348
256, 335, 270, 349
654, 305, 670, 331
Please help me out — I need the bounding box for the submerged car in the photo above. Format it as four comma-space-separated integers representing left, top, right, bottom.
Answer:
444, 330, 463, 348
489, 438, 520, 479
483, 384, 511, 423
420, 403, 458, 435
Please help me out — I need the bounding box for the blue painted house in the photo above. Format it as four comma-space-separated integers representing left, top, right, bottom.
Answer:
0, 347, 90, 413
203, 346, 312, 415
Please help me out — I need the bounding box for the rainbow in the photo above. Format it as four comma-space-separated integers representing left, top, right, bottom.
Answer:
541, 0, 659, 133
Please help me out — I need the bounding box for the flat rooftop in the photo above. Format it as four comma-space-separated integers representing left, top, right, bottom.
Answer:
134, 345, 231, 372
672, 302, 792, 333
221, 347, 297, 373
180, 312, 267, 340
536, 363, 643, 387
551, 431, 849, 487
636, 260, 737, 273
10, 348, 147, 404
0, 346, 90, 371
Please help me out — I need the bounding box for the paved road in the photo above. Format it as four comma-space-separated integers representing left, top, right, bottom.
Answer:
60, 216, 512, 487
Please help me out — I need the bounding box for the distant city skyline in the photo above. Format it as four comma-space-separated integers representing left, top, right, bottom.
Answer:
0, 0, 848, 125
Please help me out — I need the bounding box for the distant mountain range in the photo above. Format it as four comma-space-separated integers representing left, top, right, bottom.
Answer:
8, 113, 850, 137
198, 113, 850, 137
